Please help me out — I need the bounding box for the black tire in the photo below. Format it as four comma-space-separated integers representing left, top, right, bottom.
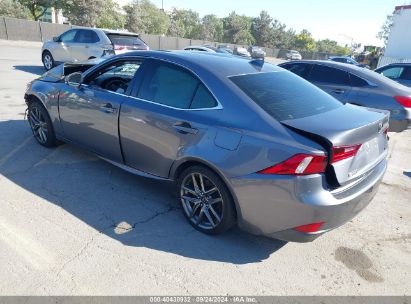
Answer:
42, 51, 54, 70
177, 165, 236, 235
28, 100, 57, 148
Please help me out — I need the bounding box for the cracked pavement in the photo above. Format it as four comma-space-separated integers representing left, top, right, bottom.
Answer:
0, 40, 410, 295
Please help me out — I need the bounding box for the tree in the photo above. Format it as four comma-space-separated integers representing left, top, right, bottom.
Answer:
251, 10, 273, 47
124, 0, 169, 35
168, 8, 201, 39
17, 0, 62, 21
0, 0, 30, 19
294, 29, 316, 51
200, 14, 223, 42
95, 0, 125, 29
223, 12, 255, 45
61, 0, 104, 27
377, 14, 393, 46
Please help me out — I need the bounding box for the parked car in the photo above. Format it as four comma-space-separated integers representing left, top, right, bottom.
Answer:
328, 56, 370, 69
41, 28, 148, 70
286, 50, 302, 60
375, 63, 411, 87
25, 51, 389, 242
248, 46, 266, 59
234, 46, 251, 57
279, 60, 411, 132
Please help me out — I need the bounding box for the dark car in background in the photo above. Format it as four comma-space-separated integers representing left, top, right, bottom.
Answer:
375, 63, 411, 87
248, 46, 266, 59
328, 56, 370, 69
25, 51, 389, 242
279, 60, 411, 132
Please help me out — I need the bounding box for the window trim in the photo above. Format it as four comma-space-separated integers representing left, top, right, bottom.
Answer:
130, 58, 223, 111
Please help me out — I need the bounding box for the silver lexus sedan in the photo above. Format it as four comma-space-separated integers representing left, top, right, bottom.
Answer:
24, 51, 389, 242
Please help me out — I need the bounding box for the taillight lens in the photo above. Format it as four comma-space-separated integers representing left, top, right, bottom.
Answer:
294, 222, 325, 233
114, 45, 125, 50
258, 154, 327, 175
331, 144, 361, 163
394, 96, 411, 108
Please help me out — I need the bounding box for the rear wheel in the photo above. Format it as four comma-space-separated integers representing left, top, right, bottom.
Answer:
177, 166, 236, 234
28, 100, 57, 148
42, 51, 54, 70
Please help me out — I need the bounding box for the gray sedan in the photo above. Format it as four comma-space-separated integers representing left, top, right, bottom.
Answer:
25, 51, 388, 242
279, 60, 411, 132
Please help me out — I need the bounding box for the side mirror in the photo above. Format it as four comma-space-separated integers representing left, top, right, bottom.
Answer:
65, 72, 83, 88
52, 36, 59, 42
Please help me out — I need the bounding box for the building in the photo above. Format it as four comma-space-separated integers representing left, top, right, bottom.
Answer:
378, 5, 411, 67
38, 7, 66, 24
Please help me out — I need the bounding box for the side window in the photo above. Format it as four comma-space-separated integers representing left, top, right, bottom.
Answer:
401, 67, 411, 80
332, 58, 344, 63
381, 67, 404, 79
85, 60, 142, 94
138, 63, 217, 109
60, 30, 77, 43
308, 65, 350, 85
349, 74, 368, 87
75, 30, 100, 43
282, 63, 310, 78
191, 84, 217, 109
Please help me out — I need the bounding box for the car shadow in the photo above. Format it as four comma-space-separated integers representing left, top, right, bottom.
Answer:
403, 171, 411, 178
13, 65, 44, 76
0, 119, 286, 264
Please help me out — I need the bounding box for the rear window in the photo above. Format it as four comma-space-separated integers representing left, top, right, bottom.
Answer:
107, 34, 146, 46
229, 71, 342, 121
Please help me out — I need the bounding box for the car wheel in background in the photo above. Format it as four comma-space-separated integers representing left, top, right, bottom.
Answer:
28, 100, 57, 147
42, 51, 54, 70
177, 165, 236, 234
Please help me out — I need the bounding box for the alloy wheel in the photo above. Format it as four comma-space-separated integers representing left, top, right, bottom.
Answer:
43, 54, 53, 70
180, 172, 224, 230
29, 106, 48, 144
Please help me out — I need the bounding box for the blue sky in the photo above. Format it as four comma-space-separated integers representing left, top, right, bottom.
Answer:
116, 0, 405, 46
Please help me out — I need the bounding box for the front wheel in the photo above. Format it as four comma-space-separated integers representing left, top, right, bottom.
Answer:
177, 166, 236, 234
28, 100, 57, 148
42, 51, 54, 70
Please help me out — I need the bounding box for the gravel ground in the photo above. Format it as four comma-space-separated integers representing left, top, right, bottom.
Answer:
0, 40, 410, 296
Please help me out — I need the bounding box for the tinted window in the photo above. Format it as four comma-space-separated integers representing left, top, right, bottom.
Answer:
230, 71, 342, 121
60, 30, 77, 43
308, 65, 350, 85
106, 34, 146, 46
191, 84, 217, 109
139, 64, 200, 109
332, 58, 346, 63
75, 30, 100, 43
349, 74, 368, 87
282, 63, 310, 78
401, 67, 411, 80
381, 67, 404, 79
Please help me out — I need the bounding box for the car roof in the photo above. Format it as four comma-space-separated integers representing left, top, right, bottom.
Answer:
376, 63, 411, 70
115, 50, 279, 77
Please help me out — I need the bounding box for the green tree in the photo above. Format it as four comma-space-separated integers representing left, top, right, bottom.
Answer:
168, 8, 201, 39
377, 14, 393, 46
223, 12, 255, 45
124, 0, 169, 35
61, 0, 103, 27
95, 0, 125, 29
201, 14, 223, 42
251, 10, 273, 47
17, 0, 62, 21
294, 29, 316, 51
0, 0, 30, 19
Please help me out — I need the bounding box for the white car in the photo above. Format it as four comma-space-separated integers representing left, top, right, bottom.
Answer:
41, 28, 148, 70
286, 50, 302, 60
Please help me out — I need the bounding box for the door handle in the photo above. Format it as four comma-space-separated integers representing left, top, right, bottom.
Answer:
173, 122, 198, 134
99, 103, 116, 114
332, 88, 345, 94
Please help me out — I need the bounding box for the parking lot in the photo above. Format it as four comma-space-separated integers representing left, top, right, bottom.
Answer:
0, 40, 410, 295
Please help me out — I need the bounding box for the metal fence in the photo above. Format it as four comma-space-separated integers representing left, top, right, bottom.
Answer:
0, 15, 335, 60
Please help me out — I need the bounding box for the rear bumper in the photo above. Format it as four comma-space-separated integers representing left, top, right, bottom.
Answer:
229, 158, 387, 242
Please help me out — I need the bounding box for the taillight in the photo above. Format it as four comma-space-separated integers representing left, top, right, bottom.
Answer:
114, 45, 125, 50
257, 154, 327, 175
293, 222, 325, 233
394, 96, 411, 108
331, 144, 361, 163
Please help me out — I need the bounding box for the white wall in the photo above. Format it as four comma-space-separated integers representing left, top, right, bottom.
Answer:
385, 8, 411, 58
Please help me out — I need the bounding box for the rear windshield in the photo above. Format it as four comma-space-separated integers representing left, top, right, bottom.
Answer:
106, 34, 146, 46
229, 71, 343, 121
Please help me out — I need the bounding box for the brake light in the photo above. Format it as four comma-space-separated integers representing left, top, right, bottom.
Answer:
331, 144, 361, 163
294, 222, 325, 233
394, 96, 411, 108
114, 45, 125, 50
258, 154, 327, 175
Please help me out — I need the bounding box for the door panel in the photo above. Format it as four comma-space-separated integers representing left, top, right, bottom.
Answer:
53, 29, 77, 62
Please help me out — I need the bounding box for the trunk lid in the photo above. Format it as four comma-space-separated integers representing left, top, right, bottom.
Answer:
282, 104, 389, 185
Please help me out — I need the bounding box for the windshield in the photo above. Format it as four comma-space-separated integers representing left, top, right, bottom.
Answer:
229, 71, 343, 121
106, 34, 146, 46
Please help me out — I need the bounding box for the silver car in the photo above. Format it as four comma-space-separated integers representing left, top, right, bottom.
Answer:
41, 28, 148, 70
25, 51, 388, 242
